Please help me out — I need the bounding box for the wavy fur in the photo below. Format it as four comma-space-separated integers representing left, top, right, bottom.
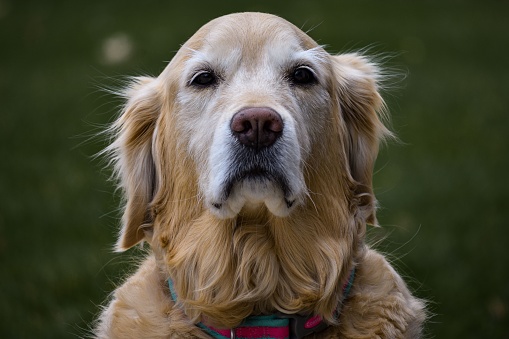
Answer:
94, 12, 425, 338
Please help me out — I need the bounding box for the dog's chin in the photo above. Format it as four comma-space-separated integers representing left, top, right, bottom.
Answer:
208, 176, 299, 219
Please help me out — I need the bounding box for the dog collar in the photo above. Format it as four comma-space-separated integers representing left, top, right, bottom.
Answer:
168, 268, 355, 339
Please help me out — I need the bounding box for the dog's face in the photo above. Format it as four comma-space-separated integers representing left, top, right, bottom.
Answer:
176, 14, 332, 219
108, 12, 389, 251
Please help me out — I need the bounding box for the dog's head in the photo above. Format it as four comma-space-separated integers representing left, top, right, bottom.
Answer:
106, 13, 390, 327
105, 11, 391, 324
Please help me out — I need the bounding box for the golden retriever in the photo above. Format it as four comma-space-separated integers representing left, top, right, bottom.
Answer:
95, 12, 425, 338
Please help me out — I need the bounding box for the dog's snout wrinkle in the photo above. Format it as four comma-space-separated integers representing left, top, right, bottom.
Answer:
231, 107, 283, 150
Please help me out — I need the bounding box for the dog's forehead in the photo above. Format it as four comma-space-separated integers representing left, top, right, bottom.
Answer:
184, 13, 319, 66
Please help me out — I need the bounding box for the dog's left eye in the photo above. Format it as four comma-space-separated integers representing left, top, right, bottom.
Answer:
190, 71, 217, 87
291, 66, 317, 85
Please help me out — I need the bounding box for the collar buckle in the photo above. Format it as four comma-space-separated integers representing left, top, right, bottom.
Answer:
276, 312, 329, 339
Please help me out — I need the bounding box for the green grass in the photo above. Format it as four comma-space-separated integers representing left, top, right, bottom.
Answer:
1, 1, 508, 337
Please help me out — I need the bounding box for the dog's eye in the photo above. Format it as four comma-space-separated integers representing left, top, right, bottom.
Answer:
291, 66, 317, 85
190, 71, 217, 87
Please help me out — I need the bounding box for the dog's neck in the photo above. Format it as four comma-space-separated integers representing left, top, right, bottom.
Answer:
154, 202, 361, 329
167, 267, 356, 338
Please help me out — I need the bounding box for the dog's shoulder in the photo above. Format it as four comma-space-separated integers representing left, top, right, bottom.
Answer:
332, 249, 426, 338
94, 255, 209, 338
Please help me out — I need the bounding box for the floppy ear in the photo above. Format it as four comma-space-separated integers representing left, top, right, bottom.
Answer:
331, 54, 393, 225
106, 77, 161, 251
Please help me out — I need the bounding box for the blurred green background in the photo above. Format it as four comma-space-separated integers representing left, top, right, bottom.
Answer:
1, 0, 508, 338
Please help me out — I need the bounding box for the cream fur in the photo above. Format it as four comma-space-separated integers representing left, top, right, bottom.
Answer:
95, 12, 425, 338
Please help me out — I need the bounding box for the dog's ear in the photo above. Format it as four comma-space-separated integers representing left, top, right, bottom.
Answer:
106, 77, 161, 251
331, 54, 393, 225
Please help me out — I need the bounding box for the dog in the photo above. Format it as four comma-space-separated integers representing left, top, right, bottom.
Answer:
94, 12, 425, 338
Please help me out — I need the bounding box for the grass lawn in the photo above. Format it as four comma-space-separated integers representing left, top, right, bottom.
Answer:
1, 1, 508, 337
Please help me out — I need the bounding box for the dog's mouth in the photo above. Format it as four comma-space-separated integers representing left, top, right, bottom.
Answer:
225, 166, 293, 204
210, 162, 297, 217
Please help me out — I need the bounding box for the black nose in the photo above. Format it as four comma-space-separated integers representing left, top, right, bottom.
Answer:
230, 107, 283, 150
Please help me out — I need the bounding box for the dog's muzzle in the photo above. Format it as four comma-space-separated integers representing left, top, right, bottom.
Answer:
207, 107, 304, 218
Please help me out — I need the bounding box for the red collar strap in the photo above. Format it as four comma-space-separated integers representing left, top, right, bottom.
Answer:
168, 268, 355, 339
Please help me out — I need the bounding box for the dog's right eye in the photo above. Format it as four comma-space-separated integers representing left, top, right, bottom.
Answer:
190, 71, 217, 87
